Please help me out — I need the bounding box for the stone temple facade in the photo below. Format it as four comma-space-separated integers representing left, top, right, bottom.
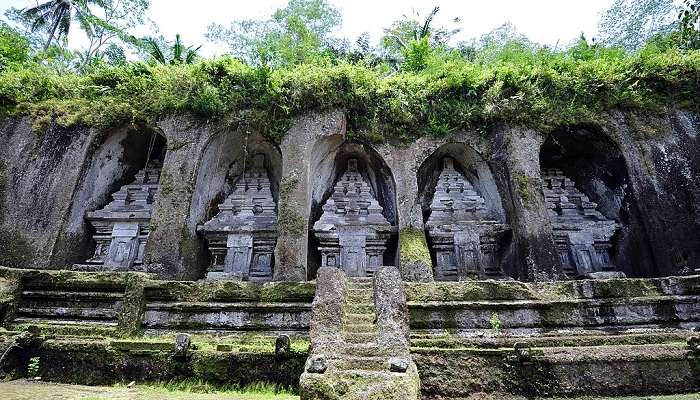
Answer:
80, 162, 161, 271
198, 154, 277, 281
541, 168, 621, 278
313, 159, 395, 277
425, 158, 510, 280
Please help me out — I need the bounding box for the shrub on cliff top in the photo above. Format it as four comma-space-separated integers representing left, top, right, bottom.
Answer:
0, 40, 699, 144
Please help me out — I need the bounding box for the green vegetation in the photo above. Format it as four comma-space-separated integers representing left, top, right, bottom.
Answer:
2, 37, 699, 144
399, 228, 432, 267
1, 1, 700, 144
27, 356, 40, 377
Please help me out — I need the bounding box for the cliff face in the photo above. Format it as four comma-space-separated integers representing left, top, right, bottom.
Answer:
0, 109, 698, 281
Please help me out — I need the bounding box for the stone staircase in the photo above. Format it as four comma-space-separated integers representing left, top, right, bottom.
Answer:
300, 268, 420, 400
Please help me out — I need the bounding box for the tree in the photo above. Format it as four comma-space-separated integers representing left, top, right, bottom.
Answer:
597, 0, 679, 52
79, 0, 152, 65
677, 0, 700, 49
18, 0, 96, 50
144, 34, 200, 65
380, 6, 461, 71
0, 22, 30, 69
206, 0, 341, 66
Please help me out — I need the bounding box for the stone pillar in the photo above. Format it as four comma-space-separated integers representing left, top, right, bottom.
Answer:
494, 127, 564, 281
274, 110, 345, 281
143, 117, 212, 279
377, 141, 433, 282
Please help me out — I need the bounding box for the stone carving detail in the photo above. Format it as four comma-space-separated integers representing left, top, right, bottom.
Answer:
313, 159, 395, 277
83, 162, 161, 271
199, 154, 277, 281
425, 158, 510, 280
542, 169, 622, 278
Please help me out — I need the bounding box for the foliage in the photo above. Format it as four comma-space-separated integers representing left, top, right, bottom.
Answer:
0, 23, 30, 69
18, 0, 96, 50
678, 0, 700, 50
597, 0, 679, 52
206, 0, 341, 67
27, 356, 40, 377
489, 312, 501, 335
145, 34, 201, 65
0, 38, 699, 144
381, 6, 461, 71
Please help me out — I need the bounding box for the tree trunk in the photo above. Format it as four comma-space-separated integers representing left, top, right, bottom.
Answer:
44, 7, 66, 50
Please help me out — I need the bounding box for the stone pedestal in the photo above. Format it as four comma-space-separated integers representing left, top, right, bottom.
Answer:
199, 155, 277, 281
542, 169, 622, 278
78, 163, 161, 271
426, 158, 511, 280
313, 159, 395, 277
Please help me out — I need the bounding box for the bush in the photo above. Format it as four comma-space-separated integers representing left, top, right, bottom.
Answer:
1, 46, 699, 144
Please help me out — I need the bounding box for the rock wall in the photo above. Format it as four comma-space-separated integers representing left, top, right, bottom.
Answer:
0, 109, 698, 280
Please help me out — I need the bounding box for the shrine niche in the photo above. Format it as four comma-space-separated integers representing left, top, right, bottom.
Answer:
308, 141, 398, 279
540, 127, 655, 278
425, 158, 510, 280
198, 154, 277, 281
313, 158, 395, 277
70, 128, 167, 271
187, 131, 282, 281
542, 169, 621, 278
418, 143, 512, 281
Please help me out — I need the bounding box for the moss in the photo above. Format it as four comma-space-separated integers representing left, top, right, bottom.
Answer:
117, 275, 147, 335
144, 279, 315, 303
277, 176, 305, 236
514, 173, 537, 206
399, 228, 432, 267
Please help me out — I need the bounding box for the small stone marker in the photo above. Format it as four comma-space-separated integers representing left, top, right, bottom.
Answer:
307, 355, 327, 373
174, 333, 191, 359
275, 334, 291, 358
389, 357, 409, 373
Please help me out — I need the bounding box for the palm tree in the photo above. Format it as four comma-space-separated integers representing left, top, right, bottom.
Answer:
144, 34, 201, 65
383, 7, 461, 53
20, 0, 95, 50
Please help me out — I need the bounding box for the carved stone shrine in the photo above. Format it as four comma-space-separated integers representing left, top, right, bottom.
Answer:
82, 162, 161, 271
425, 158, 510, 280
541, 168, 622, 278
199, 154, 277, 281
313, 159, 395, 277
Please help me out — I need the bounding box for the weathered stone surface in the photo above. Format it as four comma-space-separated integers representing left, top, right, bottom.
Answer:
275, 334, 291, 358
199, 154, 278, 281
492, 126, 564, 281
313, 159, 395, 277
425, 157, 511, 280
306, 267, 347, 355
79, 163, 161, 271
174, 333, 190, 359
541, 168, 621, 278
374, 266, 410, 355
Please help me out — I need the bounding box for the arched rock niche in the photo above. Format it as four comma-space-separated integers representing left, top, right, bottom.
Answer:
307, 140, 398, 279
187, 131, 282, 279
417, 143, 514, 279
539, 127, 656, 277
58, 126, 167, 267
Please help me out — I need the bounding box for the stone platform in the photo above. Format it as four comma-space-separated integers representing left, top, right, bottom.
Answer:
0, 266, 698, 398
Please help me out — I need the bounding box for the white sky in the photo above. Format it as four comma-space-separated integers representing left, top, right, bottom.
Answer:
2, 0, 616, 56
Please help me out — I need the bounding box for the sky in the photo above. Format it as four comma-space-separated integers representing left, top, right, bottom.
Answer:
1, 0, 616, 56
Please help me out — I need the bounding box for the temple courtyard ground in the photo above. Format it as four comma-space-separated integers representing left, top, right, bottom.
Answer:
0, 380, 698, 400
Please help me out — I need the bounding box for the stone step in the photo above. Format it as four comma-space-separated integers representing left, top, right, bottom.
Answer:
345, 303, 375, 314
21, 290, 124, 301
345, 313, 375, 324
341, 343, 385, 357
343, 323, 377, 333
344, 331, 377, 344
17, 306, 119, 321
329, 356, 387, 372
348, 277, 374, 283
12, 317, 119, 327
348, 288, 373, 297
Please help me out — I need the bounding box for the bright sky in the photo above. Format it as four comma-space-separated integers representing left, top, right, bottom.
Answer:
1, 0, 616, 56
